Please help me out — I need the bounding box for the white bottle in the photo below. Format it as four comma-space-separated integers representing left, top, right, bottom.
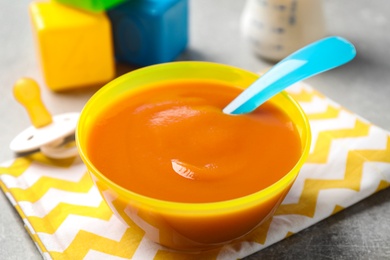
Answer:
241, 0, 327, 61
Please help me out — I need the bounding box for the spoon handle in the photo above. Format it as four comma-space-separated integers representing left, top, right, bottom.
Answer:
223, 36, 356, 114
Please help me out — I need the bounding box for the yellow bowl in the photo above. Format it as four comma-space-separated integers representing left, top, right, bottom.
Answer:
76, 61, 311, 251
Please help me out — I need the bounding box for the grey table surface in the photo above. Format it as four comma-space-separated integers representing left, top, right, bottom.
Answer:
1, 0, 390, 259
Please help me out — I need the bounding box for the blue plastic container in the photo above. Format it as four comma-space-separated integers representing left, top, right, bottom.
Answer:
107, 0, 189, 66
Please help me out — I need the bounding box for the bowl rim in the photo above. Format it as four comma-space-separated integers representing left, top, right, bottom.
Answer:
76, 61, 312, 215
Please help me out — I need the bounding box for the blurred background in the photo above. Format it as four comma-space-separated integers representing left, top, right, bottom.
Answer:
1, 0, 390, 259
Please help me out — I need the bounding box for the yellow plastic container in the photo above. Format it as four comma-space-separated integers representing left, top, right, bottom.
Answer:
76, 61, 311, 251
29, 1, 115, 91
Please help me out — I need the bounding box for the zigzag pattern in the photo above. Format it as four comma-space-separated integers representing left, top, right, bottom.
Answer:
50, 228, 139, 260
2, 162, 86, 189
0, 157, 148, 259
277, 138, 390, 217
28, 201, 110, 233
1, 83, 389, 260
0, 157, 32, 177
20, 186, 102, 218
308, 119, 371, 163
307, 105, 340, 120
38, 214, 127, 252
246, 86, 390, 249
7, 172, 93, 202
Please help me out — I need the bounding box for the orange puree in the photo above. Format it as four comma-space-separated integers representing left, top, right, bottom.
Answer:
87, 80, 302, 203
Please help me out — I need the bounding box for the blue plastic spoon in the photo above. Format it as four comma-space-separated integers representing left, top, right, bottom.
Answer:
223, 36, 356, 115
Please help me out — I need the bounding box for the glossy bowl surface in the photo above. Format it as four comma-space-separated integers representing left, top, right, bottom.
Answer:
76, 61, 311, 251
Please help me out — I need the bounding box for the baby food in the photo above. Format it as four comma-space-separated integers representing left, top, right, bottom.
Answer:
86, 80, 302, 203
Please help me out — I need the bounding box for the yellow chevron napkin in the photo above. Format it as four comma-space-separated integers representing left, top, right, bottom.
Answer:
1, 82, 390, 260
